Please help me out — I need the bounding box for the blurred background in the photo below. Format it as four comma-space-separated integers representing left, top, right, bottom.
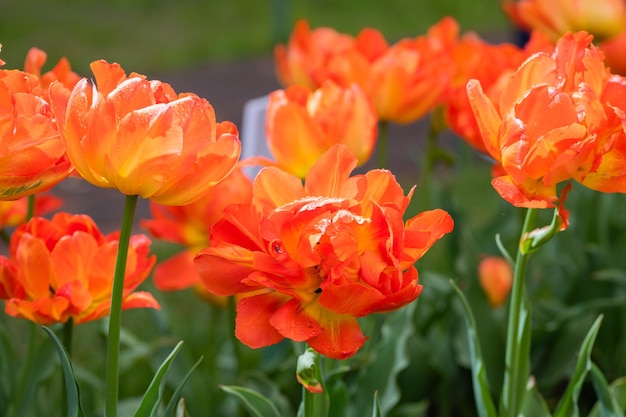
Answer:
1, 0, 511, 74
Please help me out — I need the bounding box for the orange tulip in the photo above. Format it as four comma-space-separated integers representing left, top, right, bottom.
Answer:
274, 19, 354, 90
573, 74, 626, 193
0, 194, 62, 230
445, 29, 553, 152
467, 31, 623, 207
503, 0, 626, 42
23, 47, 81, 95
49, 60, 241, 206
364, 17, 456, 124
0, 67, 73, 200
194, 145, 454, 359
478, 256, 513, 307
0, 212, 158, 325
275, 18, 453, 124
141, 167, 252, 294
263, 81, 377, 178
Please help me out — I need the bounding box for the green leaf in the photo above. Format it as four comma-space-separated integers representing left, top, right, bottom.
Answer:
41, 326, 83, 417
495, 233, 514, 265
162, 356, 203, 417
588, 363, 625, 417
502, 288, 532, 417
450, 280, 498, 417
133, 341, 184, 417
520, 376, 551, 417
353, 303, 416, 416
220, 385, 282, 417
371, 391, 382, 417
553, 315, 604, 417
174, 398, 189, 417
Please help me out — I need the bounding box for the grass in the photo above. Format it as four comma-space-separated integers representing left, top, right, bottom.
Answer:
0, 0, 511, 74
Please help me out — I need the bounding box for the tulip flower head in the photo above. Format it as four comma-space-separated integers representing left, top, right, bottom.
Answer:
467, 31, 626, 208
0, 212, 158, 325
49, 60, 241, 206
0, 64, 73, 200
263, 81, 378, 178
274, 19, 347, 88
195, 145, 454, 359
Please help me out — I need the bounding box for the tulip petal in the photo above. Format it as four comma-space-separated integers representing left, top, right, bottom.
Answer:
235, 292, 287, 348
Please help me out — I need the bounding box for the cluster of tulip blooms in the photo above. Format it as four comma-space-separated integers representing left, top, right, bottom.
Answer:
2, 0, 626, 415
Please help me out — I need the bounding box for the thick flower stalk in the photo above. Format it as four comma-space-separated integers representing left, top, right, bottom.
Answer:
141, 167, 253, 294
49, 59, 241, 206
194, 145, 454, 360
263, 81, 378, 178
0, 212, 158, 325
467, 31, 626, 208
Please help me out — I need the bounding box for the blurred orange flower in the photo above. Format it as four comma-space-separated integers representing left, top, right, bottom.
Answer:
275, 18, 454, 124
445, 29, 553, 152
0, 212, 158, 325
262, 81, 377, 178
363, 17, 455, 124
467, 31, 625, 208
503, 0, 626, 42
23, 47, 81, 95
0, 66, 73, 200
0, 194, 62, 230
274, 19, 359, 90
478, 256, 513, 307
141, 167, 252, 294
194, 145, 454, 359
49, 60, 241, 205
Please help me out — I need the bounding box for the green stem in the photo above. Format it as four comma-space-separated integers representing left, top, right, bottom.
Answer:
104, 194, 138, 417
0, 228, 10, 244
301, 350, 328, 417
418, 119, 440, 211
227, 295, 243, 375
500, 208, 537, 417
377, 121, 388, 169
61, 319, 74, 416
26, 195, 35, 221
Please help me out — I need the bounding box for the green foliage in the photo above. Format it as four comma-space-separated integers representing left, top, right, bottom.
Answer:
450, 280, 498, 417
220, 385, 283, 417
42, 326, 84, 417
